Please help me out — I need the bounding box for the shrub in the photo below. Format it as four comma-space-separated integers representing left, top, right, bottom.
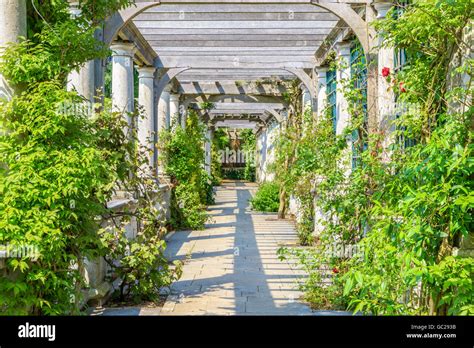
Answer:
250, 182, 280, 212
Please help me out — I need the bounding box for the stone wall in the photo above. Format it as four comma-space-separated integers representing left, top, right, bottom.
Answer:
82, 183, 171, 306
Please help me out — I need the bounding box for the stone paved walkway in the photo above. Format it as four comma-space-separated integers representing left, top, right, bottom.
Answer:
161, 180, 313, 315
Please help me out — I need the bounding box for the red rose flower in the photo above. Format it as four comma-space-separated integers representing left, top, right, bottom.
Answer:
381, 67, 390, 77
332, 267, 339, 274
399, 82, 407, 93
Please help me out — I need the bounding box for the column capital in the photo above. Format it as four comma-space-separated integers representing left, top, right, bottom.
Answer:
169, 93, 180, 101
207, 124, 216, 131
138, 66, 155, 79
299, 83, 309, 92
315, 66, 329, 79
110, 42, 136, 58
162, 84, 173, 94
373, 1, 394, 19
336, 41, 352, 57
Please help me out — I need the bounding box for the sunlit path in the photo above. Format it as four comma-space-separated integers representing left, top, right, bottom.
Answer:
161, 180, 312, 315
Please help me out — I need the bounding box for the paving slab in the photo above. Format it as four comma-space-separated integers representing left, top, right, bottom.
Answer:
161, 180, 316, 315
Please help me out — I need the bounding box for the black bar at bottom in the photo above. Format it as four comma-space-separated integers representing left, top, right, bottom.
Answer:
0, 316, 471, 346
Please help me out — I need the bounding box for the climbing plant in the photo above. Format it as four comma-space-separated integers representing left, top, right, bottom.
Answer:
159, 110, 214, 230
278, 0, 473, 315
270, 80, 303, 220
0, 0, 180, 314
240, 129, 257, 182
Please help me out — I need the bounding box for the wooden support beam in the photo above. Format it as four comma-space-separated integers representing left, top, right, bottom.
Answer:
155, 56, 315, 69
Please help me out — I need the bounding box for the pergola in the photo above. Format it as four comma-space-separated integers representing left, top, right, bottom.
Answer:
103, 0, 377, 124
40, 0, 392, 174
91, 0, 392, 173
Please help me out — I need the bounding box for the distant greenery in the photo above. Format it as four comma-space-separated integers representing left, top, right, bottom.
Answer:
222, 168, 246, 180
250, 182, 280, 212
212, 128, 256, 182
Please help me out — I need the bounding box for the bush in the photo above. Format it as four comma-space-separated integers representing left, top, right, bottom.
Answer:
250, 182, 280, 212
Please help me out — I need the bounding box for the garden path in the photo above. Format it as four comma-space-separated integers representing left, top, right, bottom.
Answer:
92, 180, 350, 316
160, 180, 313, 315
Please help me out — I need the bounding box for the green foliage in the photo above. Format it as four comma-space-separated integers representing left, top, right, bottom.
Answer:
199, 102, 215, 111
99, 213, 182, 303
278, 247, 347, 310
0, 0, 179, 314
240, 129, 256, 182
159, 111, 214, 230
0, 83, 116, 314
221, 168, 246, 180
250, 182, 280, 212
273, 0, 473, 315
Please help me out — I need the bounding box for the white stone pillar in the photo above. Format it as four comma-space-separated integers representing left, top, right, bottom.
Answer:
68, 61, 95, 104
0, 0, 27, 101
315, 66, 328, 118
156, 85, 170, 176
204, 126, 214, 175
302, 85, 312, 114
335, 42, 353, 176
111, 42, 135, 132
66, 2, 95, 105
169, 94, 180, 129
312, 176, 327, 238
374, 1, 395, 161
374, 2, 395, 120
260, 127, 269, 182
180, 107, 187, 129
137, 66, 156, 168
157, 85, 171, 133
335, 42, 352, 136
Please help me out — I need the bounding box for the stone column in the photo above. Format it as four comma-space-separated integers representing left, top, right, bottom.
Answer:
111, 42, 135, 133
180, 107, 187, 129
335, 42, 352, 176
315, 66, 328, 118
260, 127, 268, 182
157, 85, 171, 133
374, 1, 395, 123
301, 85, 312, 114
374, 1, 395, 161
0, 0, 27, 101
204, 126, 214, 175
137, 66, 156, 168
66, 1, 95, 105
68, 61, 95, 105
169, 94, 180, 129
335, 41, 352, 136
156, 85, 170, 176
